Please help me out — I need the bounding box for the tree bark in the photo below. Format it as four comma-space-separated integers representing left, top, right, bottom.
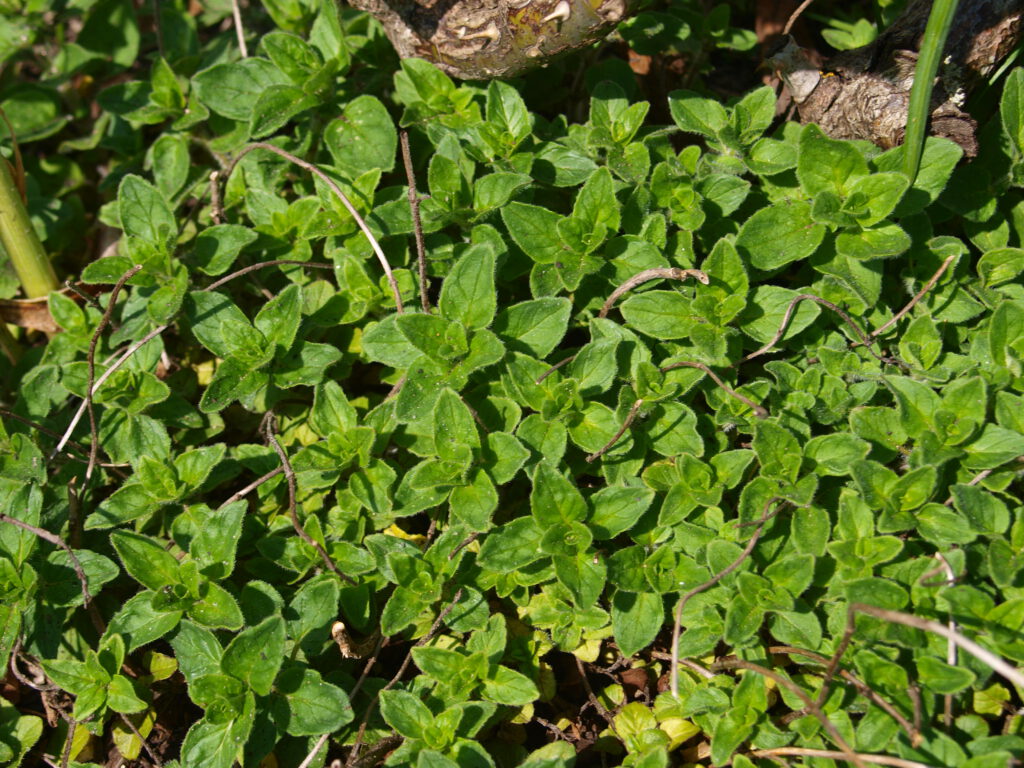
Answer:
770, 0, 1024, 157
347, 0, 633, 79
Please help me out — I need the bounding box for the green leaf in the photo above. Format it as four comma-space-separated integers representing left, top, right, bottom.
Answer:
380, 689, 434, 740
589, 486, 655, 539
110, 531, 181, 592
501, 202, 565, 265
739, 286, 821, 344
552, 552, 606, 607
620, 290, 696, 339
188, 582, 244, 630
951, 484, 1010, 535
254, 283, 302, 351
477, 517, 545, 572
797, 123, 869, 195
191, 225, 258, 276
753, 420, 802, 483
190, 501, 245, 579
492, 297, 571, 357
835, 221, 911, 260
668, 90, 728, 138
736, 201, 825, 270
439, 245, 497, 330
119, 174, 175, 250
222, 616, 286, 696
193, 58, 290, 121
274, 667, 353, 736
1001, 68, 1024, 156
611, 590, 663, 657
531, 464, 587, 527
917, 657, 976, 694
108, 674, 147, 713
482, 665, 540, 706
485, 80, 532, 146
324, 95, 397, 178
978, 247, 1024, 288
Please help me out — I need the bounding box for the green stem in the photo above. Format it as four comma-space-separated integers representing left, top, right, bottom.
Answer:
0, 157, 58, 298
902, 0, 960, 183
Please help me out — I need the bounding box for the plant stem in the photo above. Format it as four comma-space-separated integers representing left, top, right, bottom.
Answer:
902, 0, 959, 182
0, 157, 58, 298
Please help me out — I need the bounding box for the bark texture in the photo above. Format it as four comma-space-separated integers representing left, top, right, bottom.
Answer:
348, 0, 633, 79
770, 0, 1024, 157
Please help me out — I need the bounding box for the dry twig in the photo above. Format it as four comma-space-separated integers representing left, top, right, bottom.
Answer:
670, 497, 788, 697
400, 131, 429, 313
748, 747, 934, 768
739, 293, 890, 365
85, 265, 142, 481
0, 514, 104, 634
586, 399, 643, 462
346, 590, 464, 767
216, 143, 404, 312
712, 658, 866, 768
868, 253, 959, 341
262, 412, 355, 585
660, 360, 768, 419
598, 268, 708, 319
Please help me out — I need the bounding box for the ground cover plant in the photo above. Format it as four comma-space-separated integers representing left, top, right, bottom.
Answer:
1, 0, 1024, 766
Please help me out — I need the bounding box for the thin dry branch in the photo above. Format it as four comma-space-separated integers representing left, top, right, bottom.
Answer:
400, 131, 429, 313
205, 260, 335, 292
660, 360, 768, 419
783, 0, 817, 35
598, 268, 708, 319
748, 747, 934, 768
217, 142, 404, 312
346, 589, 464, 768
670, 497, 788, 697
586, 399, 643, 463
868, 253, 959, 341
218, 466, 285, 509
738, 293, 890, 366
851, 603, 1024, 690
230, 0, 248, 57
53, 260, 341, 462
86, 265, 142, 481
712, 658, 866, 768
0, 514, 104, 634
119, 712, 162, 767
262, 412, 356, 586
575, 655, 614, 725
769, 645, 920, 745
536, 353, 577, 384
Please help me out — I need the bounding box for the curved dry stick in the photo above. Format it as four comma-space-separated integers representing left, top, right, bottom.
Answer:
219, 142, 404, 313
660, 360, 768, 419
205, 260, 334, 292
868, 253, 958, 341
739, 293, 889, 366
53, 260, 340, 461
345, 589, 464, 768
0, 514, 104, 634
230, 0, 248, 57
598, 268, 709, 319
770, 645, 920, 745
218, 466, 285, 509
86, 265, 142, 481
749, 748, 933, 768
399, 131, 429, 313
711, 657, 867, 768
536, 353, 577, 384
262, 412, 356, 586
783, 0, 817, 34
586, 399, 643, 463
851, 603, 1024, 690
670, 497, 787, 697
932, 553, 958, 729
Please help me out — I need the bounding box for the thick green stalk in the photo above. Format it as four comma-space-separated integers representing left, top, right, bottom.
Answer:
902, 0, 960, 182
0, 157, 58, 298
